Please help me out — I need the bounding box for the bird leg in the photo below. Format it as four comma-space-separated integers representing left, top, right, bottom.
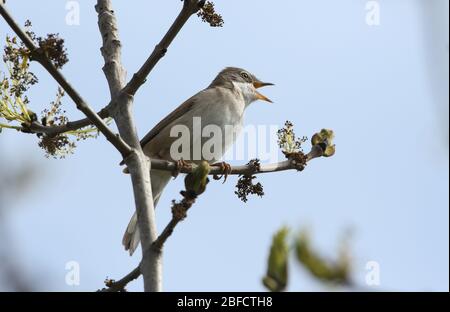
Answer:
172, 159, 192, 178
212, 161, 232, 183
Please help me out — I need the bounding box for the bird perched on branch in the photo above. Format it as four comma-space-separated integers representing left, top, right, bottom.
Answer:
122, 67, 274, 255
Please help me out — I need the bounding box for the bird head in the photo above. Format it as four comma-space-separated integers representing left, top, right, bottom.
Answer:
209, 67, 274, 105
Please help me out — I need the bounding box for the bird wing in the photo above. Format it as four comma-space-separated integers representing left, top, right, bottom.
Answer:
139, 94, 198, 148
119, 93, 199, 166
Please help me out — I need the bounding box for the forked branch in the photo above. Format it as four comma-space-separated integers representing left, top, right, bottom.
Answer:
94, 0, 207, 292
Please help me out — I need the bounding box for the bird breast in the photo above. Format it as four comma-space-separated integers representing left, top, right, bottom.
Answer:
190, 87, 245, 162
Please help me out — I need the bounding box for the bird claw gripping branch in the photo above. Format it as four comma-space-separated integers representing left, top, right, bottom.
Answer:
212, 161, 232, 183
172, 159, 193, 178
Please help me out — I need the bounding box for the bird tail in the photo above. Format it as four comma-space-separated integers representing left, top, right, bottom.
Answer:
122, 169, 172, 255
122, 212, 140, 255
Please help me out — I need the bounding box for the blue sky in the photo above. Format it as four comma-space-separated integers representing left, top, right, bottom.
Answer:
0, 0, 448, 291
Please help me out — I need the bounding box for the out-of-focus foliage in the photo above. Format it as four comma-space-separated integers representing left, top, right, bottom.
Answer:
0, 150, 38, 291
1, 34, 38, 132
295, 230, 350, 285
262, 227, 352, 291
262, 227, 289, 292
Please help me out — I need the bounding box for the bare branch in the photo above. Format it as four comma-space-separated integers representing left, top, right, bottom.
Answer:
96, 0, 163, 292
0, 2, 131, 156
95, 1, 126, 97
99, 266, 140, 292
153, 194, 197, 251
121, 0, 204, 96
94, 0, 212, 292
149, 145, 325, 176
101, 190, 201, 292
26, 109, 109, 136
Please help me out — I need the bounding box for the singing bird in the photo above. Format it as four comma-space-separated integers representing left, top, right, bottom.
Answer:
122, 67, 274, 255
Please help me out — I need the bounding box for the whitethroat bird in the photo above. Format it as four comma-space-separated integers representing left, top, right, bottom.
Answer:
122, 67, 274, 255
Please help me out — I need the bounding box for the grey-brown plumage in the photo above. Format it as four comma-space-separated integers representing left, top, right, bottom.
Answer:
122, 67, 273, 255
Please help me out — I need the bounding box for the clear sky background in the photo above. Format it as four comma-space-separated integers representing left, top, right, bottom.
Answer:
0, 0, 448, 291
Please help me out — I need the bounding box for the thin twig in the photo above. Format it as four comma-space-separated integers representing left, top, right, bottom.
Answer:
152, 194, 197, 251
27, 109, 109, 137
122, 0, 204, 96
100, 193, 198, 292
148, 145, 325, 176
99, 266, 141, 292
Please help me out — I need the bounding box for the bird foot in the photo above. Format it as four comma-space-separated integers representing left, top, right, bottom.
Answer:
212, 161, 232, 183
172, 159, 192, 178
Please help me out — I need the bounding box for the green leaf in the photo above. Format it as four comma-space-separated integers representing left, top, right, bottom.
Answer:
262, 227, 290, 292
295, 230, 350, 285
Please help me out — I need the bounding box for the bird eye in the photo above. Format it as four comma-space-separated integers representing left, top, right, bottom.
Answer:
240, 72, 251, 81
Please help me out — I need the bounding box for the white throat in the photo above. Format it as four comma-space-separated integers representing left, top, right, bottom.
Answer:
232, 81, 256, 106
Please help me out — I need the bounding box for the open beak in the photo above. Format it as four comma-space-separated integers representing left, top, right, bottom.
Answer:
253, 81, 274, 103
253, 81, 274, 89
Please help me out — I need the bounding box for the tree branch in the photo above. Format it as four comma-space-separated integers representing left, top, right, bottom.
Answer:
94, 0, 209, 292
26, 109, 109, 136
96, 1, 126, 98
149, 145, 325, 176
0, 2, 131, 156
121, 0, 204, 97
99, 266, 141, 292
100, 191, 199, 292
152, 193, 197, 251
96, 0, 162, 292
